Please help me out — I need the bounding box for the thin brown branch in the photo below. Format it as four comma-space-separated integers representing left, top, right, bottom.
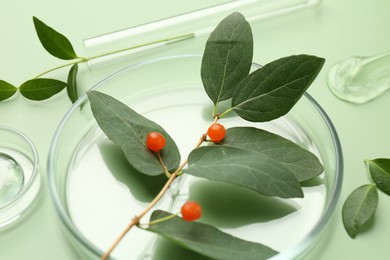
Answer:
101, 115, 219, 259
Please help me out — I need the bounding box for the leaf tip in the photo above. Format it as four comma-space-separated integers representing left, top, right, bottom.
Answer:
345, 227, 357, 239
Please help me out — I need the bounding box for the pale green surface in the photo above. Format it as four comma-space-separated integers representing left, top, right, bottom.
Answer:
1, 0, 390, 259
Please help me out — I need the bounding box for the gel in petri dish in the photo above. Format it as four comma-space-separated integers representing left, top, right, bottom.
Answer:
0, 126, 40, 229
0, 152, 24, 207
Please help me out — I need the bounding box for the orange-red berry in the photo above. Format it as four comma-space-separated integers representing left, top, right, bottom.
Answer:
207, 123, 226, 142
146, 132, 166, 152
181, 201, 202, 221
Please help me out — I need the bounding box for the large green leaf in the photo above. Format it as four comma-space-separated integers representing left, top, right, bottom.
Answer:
33, 16, 78, 60
201, 12, 253, 106
146, 210, 278, 260
231, 55, 325, 122
19, 78, 66, 100
222, 127, 323, 182
186, 145, 303, 198
366, 158, 390, 196
87, 91, 180, 176
342, 184, 378, 238
0, 80, 18, 101
67, 63, 78, 103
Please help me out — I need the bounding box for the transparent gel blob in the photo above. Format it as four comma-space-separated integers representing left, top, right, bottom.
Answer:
0, 152, 24, 207
327, 51, 390, 103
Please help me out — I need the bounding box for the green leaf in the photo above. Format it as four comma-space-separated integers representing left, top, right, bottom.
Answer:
67, 64, 78, 103
87, 91, 180, 176
19, 78, 66, 100
231, 54, 325, 122
186, 145, 303, 198
146, 210, 278, 260
366, 158, 390, 196
222, 127, 323, 182
342, 184, 378, 238
0, 80, 18, 101
33, 16, 78, 60
201, 12, 253, 106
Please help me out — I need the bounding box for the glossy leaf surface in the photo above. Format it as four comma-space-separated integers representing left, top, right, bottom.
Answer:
342, 184, 378, 238
67, 64, 78, 103
187, 145, 303, 198
146, 210, 278, 260
88, 91, 180, 176
223, 127, 323, 182
231, 55, 325, 122
0, 80, 18, 101
201, 12, 253, 106
366, 158, 390, 196
19, 78, 66, 100
33, 16, 78, 60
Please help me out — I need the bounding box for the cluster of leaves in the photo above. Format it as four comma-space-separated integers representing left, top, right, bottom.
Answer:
0, 17, 194, 104
0, 17, 84, 103
89, 12, 326, 259
342, 158, 390, 238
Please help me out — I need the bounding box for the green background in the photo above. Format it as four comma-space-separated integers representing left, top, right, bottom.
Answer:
1, 0, 390, 259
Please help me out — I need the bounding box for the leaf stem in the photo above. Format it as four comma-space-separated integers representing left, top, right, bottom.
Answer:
33, 58, 87, 79
218, 107, 233, 118
212, 104, 218, 118
32, 33, 194, 80
101, 116, 219, 259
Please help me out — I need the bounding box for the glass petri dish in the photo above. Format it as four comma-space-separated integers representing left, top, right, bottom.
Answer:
0, 125, 40, 229
48, 55, 343, 259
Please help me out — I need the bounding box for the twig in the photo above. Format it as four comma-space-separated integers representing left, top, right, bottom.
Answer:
101, 116, 219, 259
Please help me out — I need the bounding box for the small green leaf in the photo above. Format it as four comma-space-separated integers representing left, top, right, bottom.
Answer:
342, 184, 378, 238
0, 80, 18, 101
19, 78, 66, 100
366, 158, 390, 196
231, 54, 325, 122
201, 12, 253, 106
33, 16, 78, 60
187, 145, 303, 198
87, 91, 180, 176
146, 210, 278, 260
67, 64, 78, 103
222, 127, 323, 182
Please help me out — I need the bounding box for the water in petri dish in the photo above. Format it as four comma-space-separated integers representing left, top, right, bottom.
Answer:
0, 152, 24, 207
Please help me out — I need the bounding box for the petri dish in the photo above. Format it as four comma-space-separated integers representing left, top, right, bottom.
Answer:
0, 125, 40, 229
48, 55, 343, 259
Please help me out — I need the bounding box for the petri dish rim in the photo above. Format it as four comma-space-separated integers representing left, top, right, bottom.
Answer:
0, 125, 39, 211
0, 125, 40, 231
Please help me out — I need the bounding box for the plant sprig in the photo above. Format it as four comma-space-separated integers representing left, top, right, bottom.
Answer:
0, 16, 194, 103
87, 12, 326, 259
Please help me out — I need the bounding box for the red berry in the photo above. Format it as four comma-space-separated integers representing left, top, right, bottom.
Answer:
146, 132, 166, 152
181, 201, 202, 221
207, 123, 226, 142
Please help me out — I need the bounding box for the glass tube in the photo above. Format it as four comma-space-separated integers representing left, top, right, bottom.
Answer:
83, 0, 323, 69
